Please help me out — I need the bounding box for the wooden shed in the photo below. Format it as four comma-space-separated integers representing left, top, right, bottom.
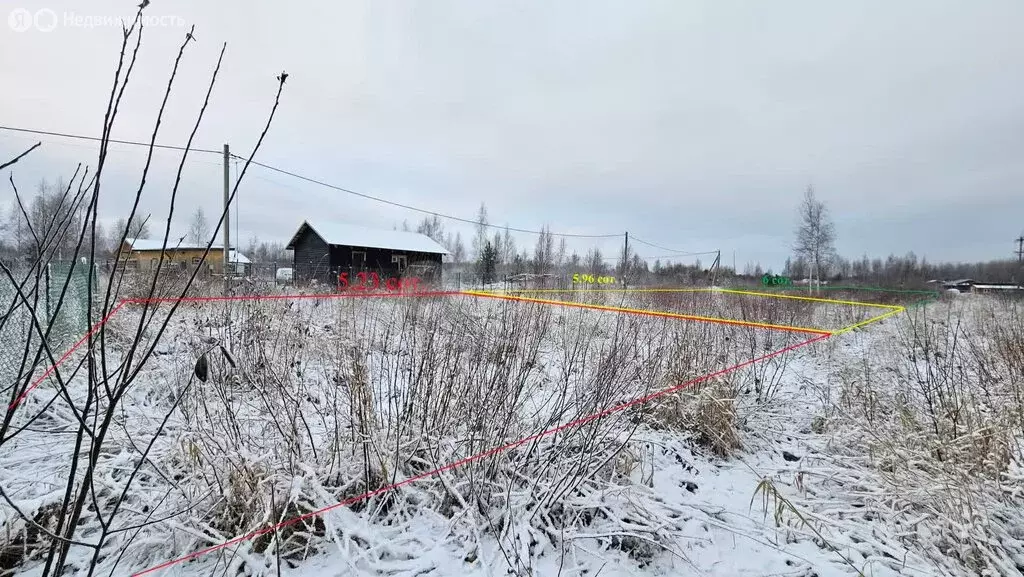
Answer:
285, 221, 448, 286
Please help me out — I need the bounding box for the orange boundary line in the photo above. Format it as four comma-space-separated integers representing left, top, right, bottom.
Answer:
10, 289, 838, 576
462, 290, 832, 335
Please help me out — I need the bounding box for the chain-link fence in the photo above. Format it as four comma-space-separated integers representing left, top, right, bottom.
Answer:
0, 262, 93, 392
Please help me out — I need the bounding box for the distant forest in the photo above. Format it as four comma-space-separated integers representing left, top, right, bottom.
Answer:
1, 181, 1019, 286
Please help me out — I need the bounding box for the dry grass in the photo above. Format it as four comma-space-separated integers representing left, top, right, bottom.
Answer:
831, 295, 1024, 575
2, 286, 858, 575
639, 378, 742, 457
131, 290, 816, 571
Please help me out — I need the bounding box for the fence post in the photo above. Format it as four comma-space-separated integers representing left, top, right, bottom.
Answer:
45, 262, 51, 322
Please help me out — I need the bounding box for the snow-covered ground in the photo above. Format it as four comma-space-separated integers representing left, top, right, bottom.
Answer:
2, 290, 1021, 577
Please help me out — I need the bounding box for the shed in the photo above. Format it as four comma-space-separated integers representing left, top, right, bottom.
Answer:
942, 279, 976, 292
285, 221, 448, 285
971, 283, 1024, 293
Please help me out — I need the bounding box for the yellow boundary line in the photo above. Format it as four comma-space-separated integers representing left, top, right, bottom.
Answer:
473, 287, 899, 310
462, 290, 832, 335
464, 287, 904, 335
712, 288, 901, 310
832, 306, 905, 335
491, 288, 711, 293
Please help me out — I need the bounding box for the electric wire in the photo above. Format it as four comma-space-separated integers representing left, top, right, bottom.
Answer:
1, 124, 619, 238
235, 157, 621, 238
0, 125, 223, 155
0, 124, 705, 246
630, 235, 718, 257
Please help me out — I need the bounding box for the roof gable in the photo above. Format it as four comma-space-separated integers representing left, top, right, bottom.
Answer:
286, 221, 449, 255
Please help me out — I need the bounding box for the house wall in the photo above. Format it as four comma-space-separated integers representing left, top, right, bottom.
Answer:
291, 229, 332, 284
330, 245, 443, 281
118, 247, 229, 273
288, 228, 445, 286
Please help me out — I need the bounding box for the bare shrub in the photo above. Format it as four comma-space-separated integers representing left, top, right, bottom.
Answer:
131, 287, 827, 574
829, 296, 1024, 575
0, 13, 287, 577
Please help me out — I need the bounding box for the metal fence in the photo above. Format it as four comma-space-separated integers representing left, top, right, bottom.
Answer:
0, 262, 92, 392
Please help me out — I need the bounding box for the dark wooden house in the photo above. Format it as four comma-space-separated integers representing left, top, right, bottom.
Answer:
285, 221, 448, 286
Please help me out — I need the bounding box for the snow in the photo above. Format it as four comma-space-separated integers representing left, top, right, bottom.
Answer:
2, 291, 1021, 577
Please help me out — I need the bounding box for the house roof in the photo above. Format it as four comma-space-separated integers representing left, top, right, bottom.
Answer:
124, 238, 250, 264
972, 283, 1024, 290
227, 249, 251, 264
286, 221, 449, 255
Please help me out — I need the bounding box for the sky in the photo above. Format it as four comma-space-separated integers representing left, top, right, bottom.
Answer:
1, 0, 1022, 272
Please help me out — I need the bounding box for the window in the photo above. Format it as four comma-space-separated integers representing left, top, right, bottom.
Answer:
392, 254, 407, 271
192, 257, 203, 265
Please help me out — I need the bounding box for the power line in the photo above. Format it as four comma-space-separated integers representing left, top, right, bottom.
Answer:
2, 125, 720, 250
0, 125, 223, 155
602, 252, 711, 261
630, 235, 718, 257
238, 154, 618, 237
1, 124, 621, 239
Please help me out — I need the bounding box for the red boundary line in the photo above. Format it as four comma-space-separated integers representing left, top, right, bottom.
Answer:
7, 291, 459, 411
4, 289, 831, 575
8, 299, 128, 410
134, 332, 828, 576
128, 289, 465, 305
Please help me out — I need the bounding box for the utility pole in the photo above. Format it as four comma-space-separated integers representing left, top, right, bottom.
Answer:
223, 143, 230, 297
1015, 234, 1024, 285
622, 231, 629, 288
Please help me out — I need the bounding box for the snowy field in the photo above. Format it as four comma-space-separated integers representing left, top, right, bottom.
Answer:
1, 290, 1022, 577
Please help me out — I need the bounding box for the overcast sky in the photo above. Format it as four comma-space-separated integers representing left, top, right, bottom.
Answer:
1, 0, 1022, 271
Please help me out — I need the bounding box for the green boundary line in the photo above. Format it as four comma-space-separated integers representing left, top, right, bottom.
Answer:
904, 295, 940, 309
741, 284, 940, 296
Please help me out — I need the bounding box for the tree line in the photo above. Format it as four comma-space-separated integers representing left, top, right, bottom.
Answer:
0, 179, 289, 267
788, 186, 1021, 286
4, 179, 1016, 284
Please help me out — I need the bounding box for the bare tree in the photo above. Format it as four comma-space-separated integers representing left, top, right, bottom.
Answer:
415, 215, 444, 244
451, 232, 466, 264
585, 247, 604, 275
442, 231, 467, 265
533, 225, 555, 274
569, 251, 581, 271
187, 206, 210, 244
793, 185, 836, 291
501, 225, 515, 266
0, 13, 287, 577
111, 214, 151, 244
491, 230, 504, 268
472, 203, 488, 260
556, 236, 567, 272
